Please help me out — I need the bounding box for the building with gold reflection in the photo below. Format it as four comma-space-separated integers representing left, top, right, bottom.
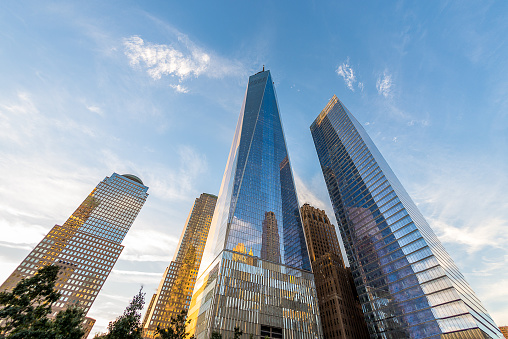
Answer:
500, 326, 508, 338
82, 317, 96, 338
0, 173, 148, 334
187, 70, 322, 339
142, 193, 217, 338
301, 203, 369, 339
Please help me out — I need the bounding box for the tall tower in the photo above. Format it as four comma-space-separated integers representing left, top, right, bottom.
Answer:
300, 203, 369, 339
0, 173, 148, 327
499, 326, 508, 339
142, 193, 217, 338
310, 95, 503, 339
187, 70, 322, 339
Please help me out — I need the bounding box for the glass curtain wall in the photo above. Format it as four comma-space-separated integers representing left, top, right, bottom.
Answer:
188, 70, 322, 339
310, 95, 502, 339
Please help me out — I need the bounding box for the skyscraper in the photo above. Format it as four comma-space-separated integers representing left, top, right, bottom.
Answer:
500, 326, 508, 339
142, 193, 217, 338
310, 95, 503, 338
300, 203, 369, 339
0, 173, 148, 326
187, 70, 322, 338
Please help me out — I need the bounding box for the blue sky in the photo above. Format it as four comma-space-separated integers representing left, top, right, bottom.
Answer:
1, 1, 507, 336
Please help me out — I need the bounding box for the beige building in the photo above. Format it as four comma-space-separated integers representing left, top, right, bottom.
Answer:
0, 173, 148, 335
301, 203, 369, 339
142, 193, 217, 338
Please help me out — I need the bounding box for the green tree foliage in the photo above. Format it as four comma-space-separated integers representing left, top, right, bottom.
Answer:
0, 265, 85, 339
210, 332, 222, 339
155, 310, 195, 339
51, 306, 86, 338
94, 288, 145, 339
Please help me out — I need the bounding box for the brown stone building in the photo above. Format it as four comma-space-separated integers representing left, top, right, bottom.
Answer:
301, 203, 369, 339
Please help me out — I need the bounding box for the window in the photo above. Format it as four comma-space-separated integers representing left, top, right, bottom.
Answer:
260, 325, 283, 338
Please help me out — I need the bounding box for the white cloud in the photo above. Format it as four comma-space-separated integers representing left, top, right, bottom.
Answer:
169, 84, 189, 93
428, 217, 507, 254
0, 221, 48, 246
86, 105, 104, 116
294, 173, 327, 211
123, 35, 246, 93
336, 59, 357, 91
124, 36, 210, 80
121, 229, 179, 262
99, 145, 208, 202
358, 82, 364, 92
407, 119, 430, 127
0, 92, 40, 145
409, 163, 508, 253
376, 70, 393, 97
108, 269, 162, 284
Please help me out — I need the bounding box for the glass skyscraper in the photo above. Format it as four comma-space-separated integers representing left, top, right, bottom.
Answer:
142, 193, 217, 338
0, 173, 148, 331
187, 70, 322, 339
310, 95, 502, 339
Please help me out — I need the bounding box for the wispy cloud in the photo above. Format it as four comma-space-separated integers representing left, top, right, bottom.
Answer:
376, 70, 393, 97
100, 145, 208, 202
407, 119, 430, 126
427, 217, 507, 253
169, 84, 188, 93
404, 149, 508, 256
124, 36, 210, 80
0, 92, 40, 146
336, 58, 357, 91
121, 229, 179, 262
294, 173, 327, 211
86, 105, 104, 116
123, 34, 246, 93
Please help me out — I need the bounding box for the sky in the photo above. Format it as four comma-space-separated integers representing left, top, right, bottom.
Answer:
1, 1, 507, 336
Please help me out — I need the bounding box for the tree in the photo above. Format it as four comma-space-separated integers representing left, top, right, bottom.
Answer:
233, 327, 243, 339
210, 332, 222, 339
51, 306, 86, 339
0, 265, 85, 339
155, 310, 195, 339
94, 288, 145, 339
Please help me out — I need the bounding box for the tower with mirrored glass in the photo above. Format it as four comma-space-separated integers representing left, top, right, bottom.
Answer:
0, 173, 149, 327
142, 193, 217, 338
187, 70, 322, 339
310, 95, 503, 339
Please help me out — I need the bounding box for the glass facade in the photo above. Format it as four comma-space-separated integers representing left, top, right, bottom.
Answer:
142, 193, 217, 338
310, 95, 503, 339
188, 70, 322, 338
0, 173, 148, 320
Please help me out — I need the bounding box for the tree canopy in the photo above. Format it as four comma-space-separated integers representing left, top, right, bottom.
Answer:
0, 265, 85, 339
94, 288, 145, 339
155, 310, 195, 339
